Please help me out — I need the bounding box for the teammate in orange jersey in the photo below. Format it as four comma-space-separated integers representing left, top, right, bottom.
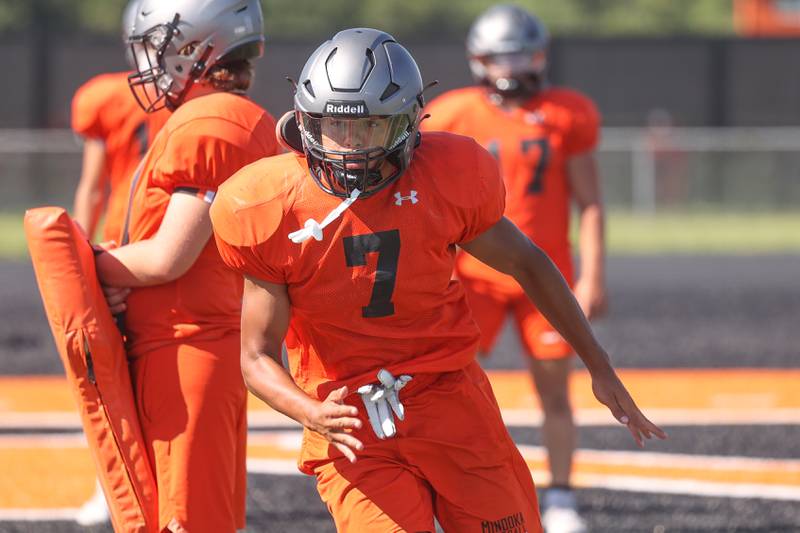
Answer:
71, 1, 169, 525
71, 0, 169, 242
211, 28, 664, 533
91, 1, 280, 531
421, 6, 605, 531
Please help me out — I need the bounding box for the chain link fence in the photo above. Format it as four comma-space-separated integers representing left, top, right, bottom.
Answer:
600, 127, 800, 212
1, 127, 800, 213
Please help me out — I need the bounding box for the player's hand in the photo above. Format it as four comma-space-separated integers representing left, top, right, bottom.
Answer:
590, 367, 667, 447
101, 284, 130, 315
93, 241, 129, 314
305, 386, 364, 463
574, 277, 608, 320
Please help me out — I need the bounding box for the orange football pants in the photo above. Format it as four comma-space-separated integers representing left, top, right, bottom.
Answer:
129, 336, 247, 533
303, 361, 542, 532
461, 275, 573, 360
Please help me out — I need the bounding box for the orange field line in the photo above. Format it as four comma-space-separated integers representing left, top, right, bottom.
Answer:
2, 369, 799, 417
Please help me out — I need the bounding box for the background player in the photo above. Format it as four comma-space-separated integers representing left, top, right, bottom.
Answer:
422, 6, 605, 531
70, 0, 169, 525
92, 1, 280, 531
211, 27, 664, 533
71, 0, 168, 242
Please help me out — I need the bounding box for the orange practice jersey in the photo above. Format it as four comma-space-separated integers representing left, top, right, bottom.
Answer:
122, 92, 279, 358
71, 71, 169, 241
422, 86, 600, 294
212, 132, 505, 400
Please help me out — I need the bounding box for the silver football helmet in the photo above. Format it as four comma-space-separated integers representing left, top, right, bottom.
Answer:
122, 0, 140, 69
127, 0, 264, 112
467, 4, 549, 99
121, 0, 139, 42
289, 28, 426, 199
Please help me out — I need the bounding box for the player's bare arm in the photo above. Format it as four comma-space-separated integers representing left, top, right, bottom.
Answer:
95, 191, 214, 289
241, 277, 364, 462
568, 151, 608, 319
460, 217, 666, 447
72, 138, 107, 238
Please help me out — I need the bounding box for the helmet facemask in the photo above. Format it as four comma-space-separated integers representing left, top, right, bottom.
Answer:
292, 28, 427, 200
127, 13, 214, 112
298, 111, 417, 199
471, 50, 547, 101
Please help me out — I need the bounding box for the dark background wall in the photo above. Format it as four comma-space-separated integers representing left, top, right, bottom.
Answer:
2, 36, 800, 128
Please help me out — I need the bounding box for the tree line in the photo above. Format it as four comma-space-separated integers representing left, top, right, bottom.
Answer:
0, 0, 733, 41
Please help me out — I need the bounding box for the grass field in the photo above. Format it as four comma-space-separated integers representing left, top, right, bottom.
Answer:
600, 210, 800, 254
2, 210, 798, 259
0, 213, 27, 260
6, 211, 800, 259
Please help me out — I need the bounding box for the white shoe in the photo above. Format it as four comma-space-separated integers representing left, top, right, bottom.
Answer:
75, 482, 111, 526
542, 488, 587, 533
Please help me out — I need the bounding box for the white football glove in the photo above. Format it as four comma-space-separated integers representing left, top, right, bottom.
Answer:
357, 369, 412, 439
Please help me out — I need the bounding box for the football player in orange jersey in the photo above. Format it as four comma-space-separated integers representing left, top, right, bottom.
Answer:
211, 28, 664, 533
421, 6, 605, 531
71, 1, 170, 525
90, 1, 280, 531
71, 0, 169, 242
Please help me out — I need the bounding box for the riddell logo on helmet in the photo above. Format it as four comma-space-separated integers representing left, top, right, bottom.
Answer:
324, 101, 369, 116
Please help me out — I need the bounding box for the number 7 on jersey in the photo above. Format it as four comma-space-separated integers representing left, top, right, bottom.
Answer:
343, 230, 401, 318
488, 138, 550, 194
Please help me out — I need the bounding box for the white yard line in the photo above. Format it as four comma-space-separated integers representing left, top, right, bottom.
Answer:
516, 445, 800, 472
505, 407, 800, 426
0, 508, 79, 521
4, 406, 800, 430
572, 474, 800, 502
6, 433, 797, 476
0, 433, 87, 448
246, 458, 303, 476
248, 452, 800, 502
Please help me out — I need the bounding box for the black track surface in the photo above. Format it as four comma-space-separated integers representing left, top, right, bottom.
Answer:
3, 482, 800, 533
3, 255, 798, 375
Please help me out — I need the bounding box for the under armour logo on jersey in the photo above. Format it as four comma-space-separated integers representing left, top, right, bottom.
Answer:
394, 191, 418, 206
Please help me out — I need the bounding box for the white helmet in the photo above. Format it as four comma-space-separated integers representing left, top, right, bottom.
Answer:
127, 0, 264, 112
122, 0, 140, 69
121, 0, 139, 42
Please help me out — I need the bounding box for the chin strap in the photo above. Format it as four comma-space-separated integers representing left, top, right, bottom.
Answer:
288, 188, 361, 244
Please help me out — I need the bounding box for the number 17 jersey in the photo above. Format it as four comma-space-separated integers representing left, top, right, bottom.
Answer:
210, 132, 505, 400
422, 86, 600, 294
